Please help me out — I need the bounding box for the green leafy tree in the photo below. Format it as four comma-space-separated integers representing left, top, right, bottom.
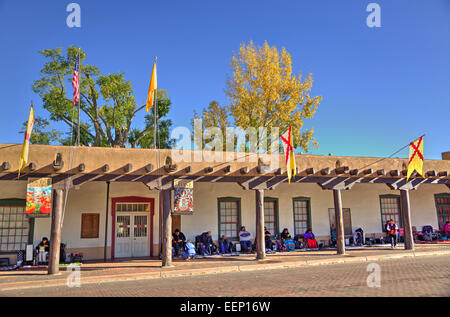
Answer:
29, 46, 174, 148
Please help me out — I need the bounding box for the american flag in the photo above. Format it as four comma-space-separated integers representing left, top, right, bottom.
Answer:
72, 52, 80, 105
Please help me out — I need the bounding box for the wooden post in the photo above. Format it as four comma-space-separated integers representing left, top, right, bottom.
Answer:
400, 189, 415, 250
255, 189, 266, 260
333, 189, 346, 255
161, 188, 173, 267
48, 188, 64, 274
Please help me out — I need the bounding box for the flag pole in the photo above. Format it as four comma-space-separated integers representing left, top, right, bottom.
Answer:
77, 48, 81, 147
153, 56, 158, 150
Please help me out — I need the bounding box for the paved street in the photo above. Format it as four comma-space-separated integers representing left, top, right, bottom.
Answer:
1, 254, 449, 297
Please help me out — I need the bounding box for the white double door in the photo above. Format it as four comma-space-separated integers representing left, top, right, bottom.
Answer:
115, 213, 149, 258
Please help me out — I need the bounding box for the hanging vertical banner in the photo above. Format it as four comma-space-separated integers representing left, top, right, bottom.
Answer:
26, 178, 52, 218
173, 179, 194, 215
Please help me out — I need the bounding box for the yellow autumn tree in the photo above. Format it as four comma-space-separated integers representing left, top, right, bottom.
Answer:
192, 101, 230, 150
225, 40, 322, 153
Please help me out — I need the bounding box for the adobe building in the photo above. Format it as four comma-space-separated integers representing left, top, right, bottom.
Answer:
0, 143, 449, 267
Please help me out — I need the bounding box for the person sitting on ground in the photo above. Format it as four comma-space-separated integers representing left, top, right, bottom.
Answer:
386, 219, 399, 248
264, 227, 274, 251
280, 228, 293, 249
200, 231, 214, 255
182, 240, 197, 260
304, 228, 318, 249
239, 226, 253, 253
172, 229, 186, 257
219, 235, 233, 254
444, 221, 450, 239
353, 228, 364, 246
36, 237, 50, 264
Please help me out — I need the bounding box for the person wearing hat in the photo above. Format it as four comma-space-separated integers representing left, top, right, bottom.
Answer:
172, 229, 186, 257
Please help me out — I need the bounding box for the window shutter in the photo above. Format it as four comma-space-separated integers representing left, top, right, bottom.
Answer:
81, 213, 100, 239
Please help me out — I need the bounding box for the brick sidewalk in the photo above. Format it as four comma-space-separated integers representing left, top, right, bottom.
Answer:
1, 244, 449, 291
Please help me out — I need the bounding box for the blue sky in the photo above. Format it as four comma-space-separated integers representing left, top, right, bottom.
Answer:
0, 0, 449, 159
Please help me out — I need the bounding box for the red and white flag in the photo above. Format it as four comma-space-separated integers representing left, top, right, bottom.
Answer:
72, 52, 80, 105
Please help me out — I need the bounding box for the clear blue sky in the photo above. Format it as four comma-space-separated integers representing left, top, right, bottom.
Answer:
0, 0, 449, 159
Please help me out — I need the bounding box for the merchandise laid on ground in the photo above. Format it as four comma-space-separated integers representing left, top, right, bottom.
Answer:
0, 143, 449, 272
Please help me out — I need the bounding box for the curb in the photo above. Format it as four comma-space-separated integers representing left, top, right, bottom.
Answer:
1, 250, 450, 291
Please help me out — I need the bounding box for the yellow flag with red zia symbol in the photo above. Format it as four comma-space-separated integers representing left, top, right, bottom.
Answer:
281, 126, 296, 184
407, 136, 425, 181
18, 104, 35, 179
145, 59, 157, 112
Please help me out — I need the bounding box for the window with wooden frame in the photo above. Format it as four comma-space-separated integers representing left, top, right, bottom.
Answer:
0, 199, 32, 252
293, 197, 311, 236
81, 213, 100, 239
218, 198, 241, 241
379, 195, 402, 230
264, 198, 279, 237
435, 193, 450, 231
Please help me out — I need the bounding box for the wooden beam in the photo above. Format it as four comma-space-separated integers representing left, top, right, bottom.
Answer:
1, 162, 10, 170
400, 189, 415, 251
426, 170, 436, 177
306, 168, 315, 175
255, 189, 265, 260
438, 171, 448, 177
52, 153, 64, 171
29, 162, 37, 171
321, 168, 330, 175
363, 168, 373, 175
124, 163, 133, 173
335, 166, 349, 174
240, 167, 249, 174
349, 169, 358, 176
389, 170, 400, 177
48, 188, 64, 274
204, 167, 213, 173
377, 169, 386, 176
145, 164, 154, 173
333, 189, 346, 255
184, 166, 192, 173
224, 165, 232, 173
164, 164, 177, 173
102, 164, 110, 173
161, 188, 173, 267
275, 168, 282, 175
78, 163, 85, 172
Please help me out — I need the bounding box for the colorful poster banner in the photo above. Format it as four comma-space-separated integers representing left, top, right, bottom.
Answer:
173, 179, 194, 215
26, 178, 52, 218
